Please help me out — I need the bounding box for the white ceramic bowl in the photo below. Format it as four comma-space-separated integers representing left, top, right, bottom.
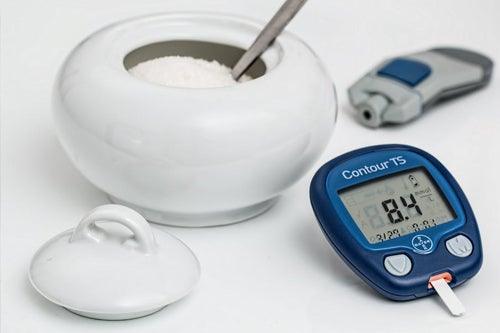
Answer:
53, 12, 337, 227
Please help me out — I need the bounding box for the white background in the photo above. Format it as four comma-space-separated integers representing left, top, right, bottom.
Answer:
1, 0, 500, 332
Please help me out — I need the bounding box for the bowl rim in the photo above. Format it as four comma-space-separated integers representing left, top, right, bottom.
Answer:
75, 11, 319, 92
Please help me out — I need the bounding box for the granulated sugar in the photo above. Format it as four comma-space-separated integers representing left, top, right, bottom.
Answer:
128, 56, 252, 88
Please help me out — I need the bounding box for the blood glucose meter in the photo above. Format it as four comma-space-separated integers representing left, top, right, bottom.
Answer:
310, 145, 482, 314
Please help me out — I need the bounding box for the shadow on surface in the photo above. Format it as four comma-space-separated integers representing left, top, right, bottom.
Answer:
293, 219, 384, 300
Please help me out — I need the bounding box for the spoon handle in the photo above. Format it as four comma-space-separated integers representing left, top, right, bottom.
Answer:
231, 0, 308, 80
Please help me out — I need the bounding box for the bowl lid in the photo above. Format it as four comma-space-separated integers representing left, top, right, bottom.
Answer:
29, 205, 200, 319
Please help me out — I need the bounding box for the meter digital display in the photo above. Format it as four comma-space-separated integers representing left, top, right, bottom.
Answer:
338, 168, 456, 244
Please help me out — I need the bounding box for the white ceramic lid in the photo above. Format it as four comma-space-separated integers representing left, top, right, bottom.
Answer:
29, 205, 200, 320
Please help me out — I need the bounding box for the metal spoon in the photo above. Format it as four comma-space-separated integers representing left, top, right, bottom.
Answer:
231, 0, 308, 80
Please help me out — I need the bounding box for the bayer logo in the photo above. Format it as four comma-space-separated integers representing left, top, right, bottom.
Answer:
411, 235, 433, 253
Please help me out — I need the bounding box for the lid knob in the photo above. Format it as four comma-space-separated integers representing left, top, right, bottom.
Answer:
70, 204, 157, 254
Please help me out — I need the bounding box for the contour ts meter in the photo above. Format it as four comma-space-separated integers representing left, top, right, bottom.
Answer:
349, 47, 493, 127
309, 145, 482, 311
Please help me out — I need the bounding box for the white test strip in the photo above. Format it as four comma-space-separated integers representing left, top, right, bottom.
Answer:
430, 278, 466, 316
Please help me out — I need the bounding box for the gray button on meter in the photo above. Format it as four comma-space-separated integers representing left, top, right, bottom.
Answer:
384, 254, 412, 276
446, 235, 473, 257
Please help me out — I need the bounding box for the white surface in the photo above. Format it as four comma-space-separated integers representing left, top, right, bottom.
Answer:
52, 12, 335, 226
30, 204, 200, 320
1, 0, 500, 332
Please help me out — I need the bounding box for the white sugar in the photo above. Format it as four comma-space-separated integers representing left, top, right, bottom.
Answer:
128, 56, 252, 88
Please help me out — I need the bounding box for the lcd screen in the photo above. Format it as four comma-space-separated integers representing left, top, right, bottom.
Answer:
338, 168, 456, 244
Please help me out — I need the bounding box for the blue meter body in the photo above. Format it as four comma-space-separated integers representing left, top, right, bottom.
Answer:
310, 145, 482, 300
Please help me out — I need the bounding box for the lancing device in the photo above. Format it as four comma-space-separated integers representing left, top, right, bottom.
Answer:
348, 47, 494, 127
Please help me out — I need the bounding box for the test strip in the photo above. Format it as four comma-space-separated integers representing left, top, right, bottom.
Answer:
430, 278, 466, 316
